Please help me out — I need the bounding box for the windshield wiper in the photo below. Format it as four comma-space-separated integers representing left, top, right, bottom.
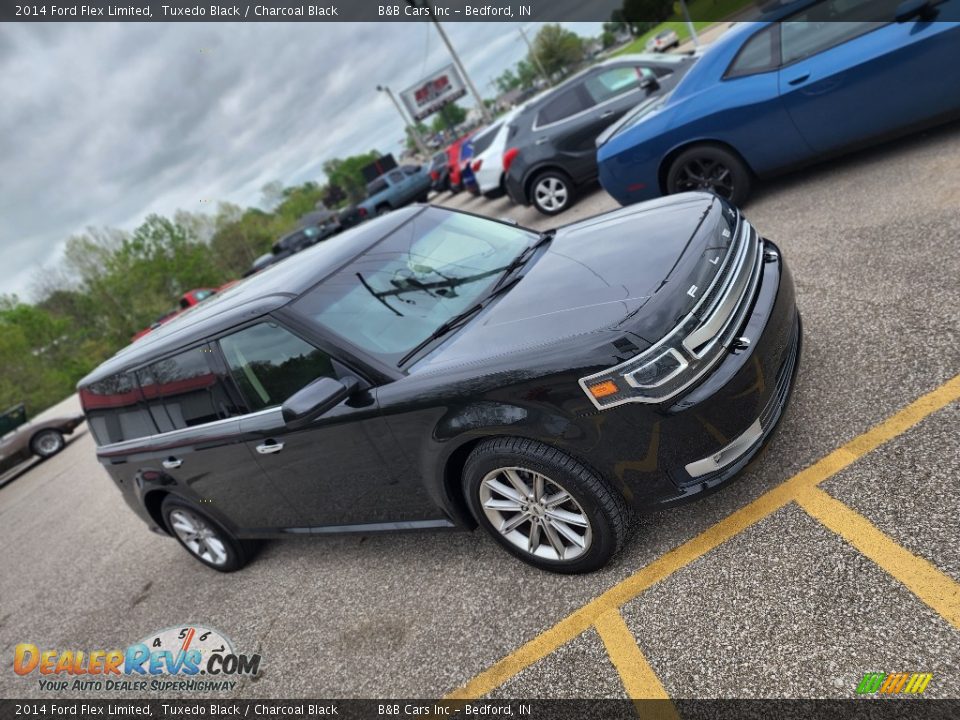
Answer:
397, 275, 523, 368
490, 229, 555, 293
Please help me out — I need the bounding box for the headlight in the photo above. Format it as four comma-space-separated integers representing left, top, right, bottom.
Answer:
579, 218, 764, 409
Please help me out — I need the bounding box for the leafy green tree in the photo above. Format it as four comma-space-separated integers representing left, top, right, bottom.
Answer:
495, 68, 520, 94
531, 24, 585, 79
430, 103, 467, 133
323, 151, 383, 203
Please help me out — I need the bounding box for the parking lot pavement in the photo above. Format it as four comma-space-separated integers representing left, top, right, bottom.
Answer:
2, 121, 959, 701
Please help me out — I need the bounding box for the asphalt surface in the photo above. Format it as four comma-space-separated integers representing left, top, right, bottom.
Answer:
2, 118, 959, 702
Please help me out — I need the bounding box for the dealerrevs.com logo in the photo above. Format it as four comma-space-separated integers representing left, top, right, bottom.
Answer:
13, 625, 261, 693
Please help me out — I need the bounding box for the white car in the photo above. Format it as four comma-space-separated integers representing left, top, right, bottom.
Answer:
646, 29, 680, 53
471, 108, 521, 198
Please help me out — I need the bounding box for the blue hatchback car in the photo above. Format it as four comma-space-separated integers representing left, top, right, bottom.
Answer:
597, 0, 960, 206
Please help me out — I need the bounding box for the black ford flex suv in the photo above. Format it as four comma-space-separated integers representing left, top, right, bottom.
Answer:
79, 198, 800, 574
504, 53, 694, 216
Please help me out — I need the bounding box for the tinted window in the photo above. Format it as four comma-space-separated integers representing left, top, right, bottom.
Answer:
536, 85, 591, 126
387, 170, 404, 183
367, 177, 388, 195
726, 25, 779, 78
80, 373, 155, 445
219, 323, 335, 412
584, 66, 651, 104
471, 123, 502, 155
292, 208, 535, 365
138, 347, 238, 430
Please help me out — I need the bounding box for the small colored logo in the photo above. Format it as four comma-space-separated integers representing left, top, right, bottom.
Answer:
856, 672, 933, 695
13, 625, 261, 693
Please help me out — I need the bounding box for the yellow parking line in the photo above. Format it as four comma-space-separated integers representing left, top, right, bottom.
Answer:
444, 373, 960, 699
796, 485, 960, 630
594, 610, 675, 707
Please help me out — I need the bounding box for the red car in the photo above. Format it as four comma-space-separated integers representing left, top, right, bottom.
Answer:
445, 134, 472, 193
130, 288, 218, 343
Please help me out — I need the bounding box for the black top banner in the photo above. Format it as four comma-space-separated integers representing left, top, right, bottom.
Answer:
0, 0, 767, 23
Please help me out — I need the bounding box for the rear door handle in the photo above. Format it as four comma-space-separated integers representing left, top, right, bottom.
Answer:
256, 440, 284, 455
162, 457, 183, 470
534, 137, 549, 145
787, 73, 811, 86
600, 109, 616, 118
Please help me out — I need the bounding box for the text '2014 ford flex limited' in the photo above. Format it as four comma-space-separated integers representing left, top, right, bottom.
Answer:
79, 197, 800, 573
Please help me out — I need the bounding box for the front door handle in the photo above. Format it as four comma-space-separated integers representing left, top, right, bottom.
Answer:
162, 457, 183, 470
256, 440, 285, 455
534, 137, 549, 145
788, 73, 811, 86
600, 109, 616, 118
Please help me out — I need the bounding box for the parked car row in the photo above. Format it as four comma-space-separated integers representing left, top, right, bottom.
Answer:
431, 1, 960, 215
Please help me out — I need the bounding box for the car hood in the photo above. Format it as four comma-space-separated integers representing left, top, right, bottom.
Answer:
416, 192, 734, 373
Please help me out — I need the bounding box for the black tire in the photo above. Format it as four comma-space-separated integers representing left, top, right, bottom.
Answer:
161, 496, 252, 573
418, 191, 430, 203
375, 205, 391, 217
463, 437, 630, 574
31, 429, 65, 459
529, 169, 576, 216
666, 144, 752, 205
483, 176, 507, 200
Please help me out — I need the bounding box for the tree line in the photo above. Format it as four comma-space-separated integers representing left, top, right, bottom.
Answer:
0, 174, 372, 419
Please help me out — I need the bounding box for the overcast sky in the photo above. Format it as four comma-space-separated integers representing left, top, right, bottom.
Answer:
0, 20, 602, 300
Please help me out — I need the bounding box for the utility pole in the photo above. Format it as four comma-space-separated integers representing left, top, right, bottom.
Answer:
406, 0, 493, 123
376, 84, 428, 157
679, 0, 700, 48
520, 26, 551, 87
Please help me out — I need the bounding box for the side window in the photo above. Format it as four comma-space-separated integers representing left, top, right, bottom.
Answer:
218, 323, 336, 412
137, 346, 240, 431
725, 25, 780, 78
780, 0, 898, 64
80, 372, 155, 445
368, 178, 388, 195
388, 170, 404, 183
535, 84, 592, 126
584, 66, 648, 104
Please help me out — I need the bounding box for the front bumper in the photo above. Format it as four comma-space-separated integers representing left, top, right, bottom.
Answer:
593, 240, 800, 509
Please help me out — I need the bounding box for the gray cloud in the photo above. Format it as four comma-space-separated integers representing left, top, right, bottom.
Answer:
0, 20, 601, 299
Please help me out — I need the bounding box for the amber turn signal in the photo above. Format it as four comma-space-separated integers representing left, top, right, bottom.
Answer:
587, 380, 618, 399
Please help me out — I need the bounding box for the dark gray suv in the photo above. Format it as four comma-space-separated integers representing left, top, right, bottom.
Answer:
504, 53, 694, 215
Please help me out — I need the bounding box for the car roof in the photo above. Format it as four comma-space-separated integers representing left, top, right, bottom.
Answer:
78, 206, 425, 387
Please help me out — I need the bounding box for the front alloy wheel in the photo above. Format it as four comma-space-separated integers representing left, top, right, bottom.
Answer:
464, 437, 630, 573
479, 467, 592, 562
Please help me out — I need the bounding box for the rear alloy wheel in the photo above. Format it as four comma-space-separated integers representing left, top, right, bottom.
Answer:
464, 438, 630, 573
31, 429, 65, 459
161, 496, 251, 572
530, 170, 575, 216
666, 145, 752, 205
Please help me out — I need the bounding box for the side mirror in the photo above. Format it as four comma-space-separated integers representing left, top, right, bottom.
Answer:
641, 76, 659, 92
282, 377, 358, 429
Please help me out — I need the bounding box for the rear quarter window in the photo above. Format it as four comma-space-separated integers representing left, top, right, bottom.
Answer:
80, 373, 155, 445
535, 84, 592, 126
137, 346, 240, 430
725, 25, 780, 79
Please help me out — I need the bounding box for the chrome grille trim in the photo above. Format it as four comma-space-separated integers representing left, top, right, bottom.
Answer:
578, 210, 764, 409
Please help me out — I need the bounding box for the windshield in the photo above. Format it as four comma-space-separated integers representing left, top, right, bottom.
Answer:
291, 208, 536, 365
